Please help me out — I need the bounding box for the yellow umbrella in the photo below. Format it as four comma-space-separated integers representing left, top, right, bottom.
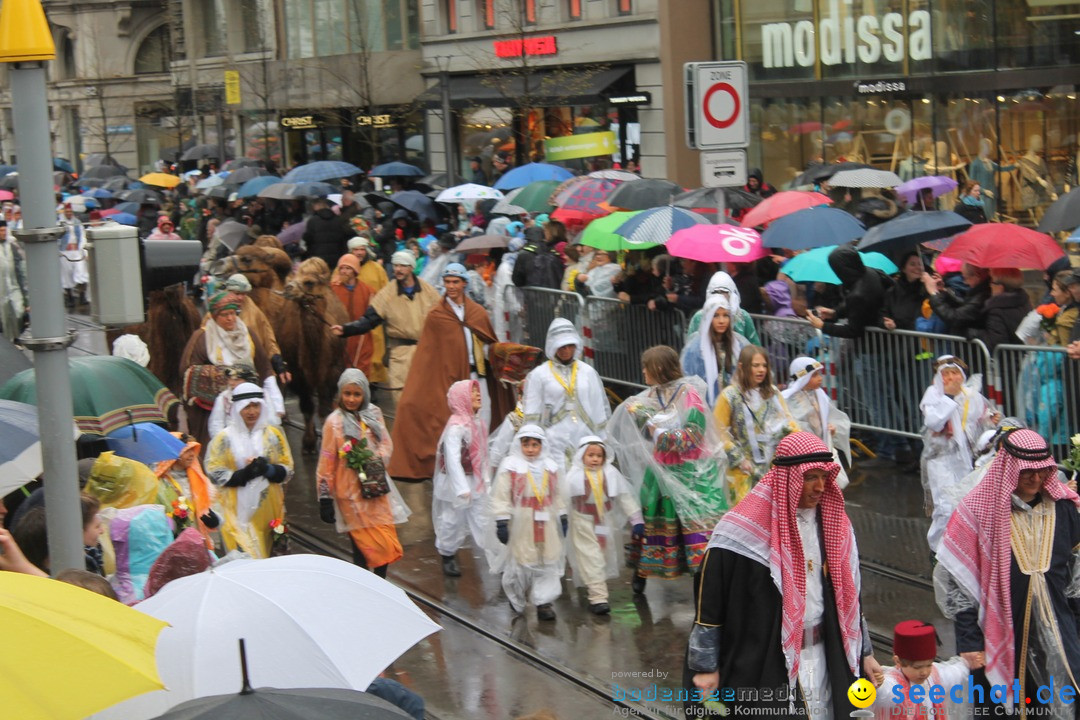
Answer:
139, 172, 181, 188
2, 572, 166, 720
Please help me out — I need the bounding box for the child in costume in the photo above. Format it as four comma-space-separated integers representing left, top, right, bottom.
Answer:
874, 620, 969, 719
681, 291, 749, 406
205, 383, 293, 558
317, 369, 409, 577
491, 424, 566, 621
781, 357, 852, 489
433, 379, 496, 577
208, 364, 283, 439
153, 433, 220, 544
715, 345, 798, 505
919, 355, 998, 554
565, 436, 643, 615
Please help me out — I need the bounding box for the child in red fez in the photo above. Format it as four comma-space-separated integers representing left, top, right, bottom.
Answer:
874, 620, 970, 718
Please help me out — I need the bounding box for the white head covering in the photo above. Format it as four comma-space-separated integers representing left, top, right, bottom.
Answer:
782, 357, 825, 397
501, 423, 559, 475
544, 318, 583, 361
698, 292, 738, 403
705, 271, 742, 306
111, 334, 150, 367
224, 273, 252, 293
225, 382, 272, 459
347, 236, 370, 251
566, 435, 625, 499
919, 355, 986, 469
391, 250, 417, 269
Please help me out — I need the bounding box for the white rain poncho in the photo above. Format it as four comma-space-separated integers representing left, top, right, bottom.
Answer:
565, 436, 643, 591
780, 357, 852, 489
607, 375, 729, 535
919, 356, 996, 552
523, 318, 610, 471
680, 292, 748, 406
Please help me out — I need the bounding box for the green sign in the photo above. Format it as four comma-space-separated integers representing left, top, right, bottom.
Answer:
544, 131, 617, 161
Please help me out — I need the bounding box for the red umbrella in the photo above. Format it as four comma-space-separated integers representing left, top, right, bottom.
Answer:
941, 223, 1064, 269
550, 178, 622, 227
666, 225, 768, 263
740, 191, 831, 228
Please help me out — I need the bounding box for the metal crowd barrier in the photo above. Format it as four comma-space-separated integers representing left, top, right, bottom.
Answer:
503, 285, 584, 346
582, 297, 687, 388
990, 343, 1080, 453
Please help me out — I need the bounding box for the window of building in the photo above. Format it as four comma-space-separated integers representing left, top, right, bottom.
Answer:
134, 25, 170, 74
479, 0, 496, 29
241, 0, 268, 53
615, 0, 632, 16
283, 0, 420, 59
200, 0, 227, 57
524, 0, 537, 24
568, 0, 582, 20
56, 32, 77, 80
445, 0, 458, 33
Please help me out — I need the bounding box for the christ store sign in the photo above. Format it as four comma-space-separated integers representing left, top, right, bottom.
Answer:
761, 0, 931, 69
494, 36, 557, 58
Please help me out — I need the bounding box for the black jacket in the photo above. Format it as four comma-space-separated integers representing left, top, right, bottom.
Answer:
821, 245, 888, 338
303, 208, 351, 268
881, 276, 928, 330
968, 288, 1031, 352
512, 229, 563, 290
929, 279, 992, 336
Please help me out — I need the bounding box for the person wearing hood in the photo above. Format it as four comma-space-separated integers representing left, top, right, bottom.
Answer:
522, 318, 610, 470
968, 268, 1032, 352
433, 379, 496, 577
781, 358, 851, 490
341, 235, 389, 382
807, 245, 888, 338
921, 262, 991, 336
387, 262, 514, 481
491, 425, 567, 621
685, 270, 760, 345
316, 369, 407, 577
574, 248, 621, 298
681, 291, 750, 405
200, 272, 288, 390
743, 168, 776, 199
512, 226, 564, 290
153, 434, 220, 545
919, 356, 998, 554
147, 215, 182, 241
302, 197, 352, 269
331, 254, 375, 375
204, 383, 294, 558
565, 436, 643, 615
419, 233, 458, 293
763, 279, 796, 317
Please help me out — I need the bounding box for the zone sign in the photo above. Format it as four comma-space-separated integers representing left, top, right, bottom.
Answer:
685, 61, 750, 151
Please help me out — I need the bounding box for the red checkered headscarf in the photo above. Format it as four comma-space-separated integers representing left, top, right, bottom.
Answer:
937, 429, 1078, 691
709, 432, 861, 686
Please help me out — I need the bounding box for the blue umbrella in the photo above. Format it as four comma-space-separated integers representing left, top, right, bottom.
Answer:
781, 245, 897, 284
115, 202, 140, 214
53, 157, 76, 174
368, 161, 425, 178
82, 187, 114, 199
856, 211, 972, 253
104, 422, 186, 467
762, 206, 866, 249
494, 162, 574, 190
236, 175, 283, 198
196, 174, 227, 190
285, 181, 335, 198
112, 212, 138, 226
614, 206, 710, 246
282, 160, 363, 183
0, 164, 16, 177
387, 190, 440, 223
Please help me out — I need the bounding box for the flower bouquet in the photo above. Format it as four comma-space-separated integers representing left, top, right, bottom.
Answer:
340, 436, 389, 498
269, 517, 289, 557
1063, 434, 1080, 479
168, 496, 192, 532
1035, 303, 1060, 336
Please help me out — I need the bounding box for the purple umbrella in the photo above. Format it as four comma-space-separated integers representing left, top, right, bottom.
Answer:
277, 220, 306, 246
896, 175, 959, 208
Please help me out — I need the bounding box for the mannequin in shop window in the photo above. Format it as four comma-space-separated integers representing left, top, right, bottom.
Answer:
923, 140, 966, 210
967, 138, 1015, 222
897, 137, 931, 182
1018, 134, 1057, 221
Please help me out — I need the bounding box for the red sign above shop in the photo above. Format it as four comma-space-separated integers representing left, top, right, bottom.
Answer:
494, 36, 557, 59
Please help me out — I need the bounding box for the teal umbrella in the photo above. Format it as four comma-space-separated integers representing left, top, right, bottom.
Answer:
0, 356, 178, 435
780, 245, 897, 285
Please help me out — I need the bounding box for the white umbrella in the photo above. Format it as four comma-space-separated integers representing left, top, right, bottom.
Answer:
435, 183, 504, 203
92, 555, 440, 720
828, 168, 902, 189
195, 174, 226, 190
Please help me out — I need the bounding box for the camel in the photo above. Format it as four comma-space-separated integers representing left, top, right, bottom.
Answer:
209, 244, 292, 318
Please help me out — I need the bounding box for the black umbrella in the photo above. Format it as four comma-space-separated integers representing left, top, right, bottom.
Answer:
792, 161, 873, 188
214, 219, 251, 252
856, 210, 972, 254
207, 186, 232, 200
223, 167, 272, 187
420, 172, 448, 190
386, 190, 440, 223
103, 175, 139, 192
83, 164, 127, 179
673, 186, 762, 212
0, 175, 18, 189
84, 154, 127, 170
119, 188, 164, 205
181, 143, 226, 162
1037, 188, 1080, 234
222, 158, 261, 172
605, 178, 681, 210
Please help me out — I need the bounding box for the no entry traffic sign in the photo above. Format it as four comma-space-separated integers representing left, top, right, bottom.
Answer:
685, 61, 749, 151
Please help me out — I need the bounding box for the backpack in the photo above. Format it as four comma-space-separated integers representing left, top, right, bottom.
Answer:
525, 246, 564, 290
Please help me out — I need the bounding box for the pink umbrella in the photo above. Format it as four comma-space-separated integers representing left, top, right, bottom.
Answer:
666, 225, 768, 263
98, 208, 122, 217
0, 190, 14, 201
740, 191, 831, 228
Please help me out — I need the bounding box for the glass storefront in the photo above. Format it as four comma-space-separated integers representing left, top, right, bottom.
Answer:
277, 107, 427, 171
715, 0, 1080, 224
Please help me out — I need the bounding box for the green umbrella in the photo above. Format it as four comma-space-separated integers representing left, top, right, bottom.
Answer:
579, 211, 652, 251
508, 180, 561, 214
0, 356, 178, 435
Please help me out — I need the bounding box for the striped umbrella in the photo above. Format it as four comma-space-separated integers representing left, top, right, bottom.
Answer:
614, 206, 710, 246
282, 160, 363, 183
0, 400, 79, 497
551, 177, 624, 217
828, 168, 902, 189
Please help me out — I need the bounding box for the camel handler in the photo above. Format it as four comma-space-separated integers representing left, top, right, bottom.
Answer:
203, 273, 291, 388
337, 236, 390, 383
331, 250, 440, 415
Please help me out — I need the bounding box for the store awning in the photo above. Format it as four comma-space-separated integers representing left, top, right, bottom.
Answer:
417, 66, 633, 110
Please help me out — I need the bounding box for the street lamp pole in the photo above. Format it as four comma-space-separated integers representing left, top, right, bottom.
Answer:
0, 0, 83, 572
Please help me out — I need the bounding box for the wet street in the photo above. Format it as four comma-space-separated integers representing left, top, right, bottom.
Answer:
67, 315, 946, 719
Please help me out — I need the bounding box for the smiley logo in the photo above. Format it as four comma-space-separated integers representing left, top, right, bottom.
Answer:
847, 678, 876, 709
